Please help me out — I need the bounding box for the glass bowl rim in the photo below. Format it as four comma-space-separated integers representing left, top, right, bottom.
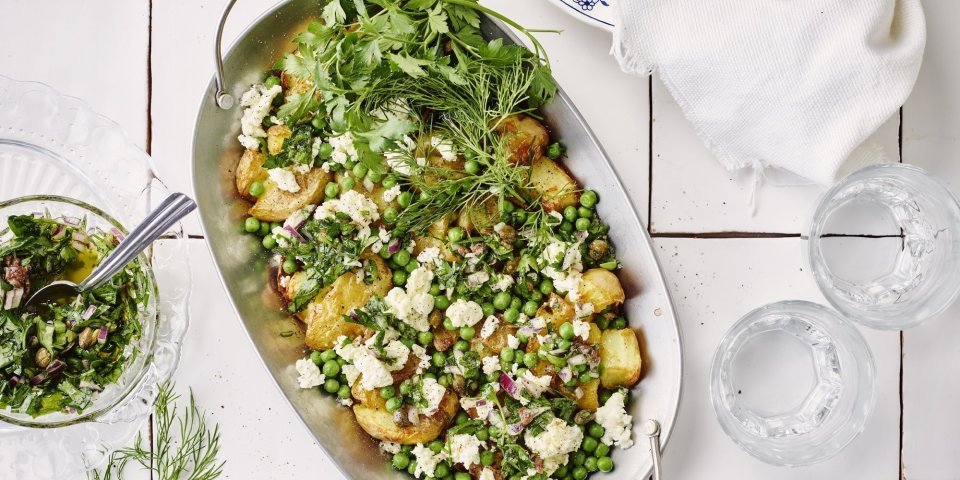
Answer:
0, 194, 160, 428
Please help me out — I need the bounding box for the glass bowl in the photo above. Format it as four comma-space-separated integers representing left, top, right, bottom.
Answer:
806, 164, 960, 329
0, 75, 190, 479
710, 300, 876, 466
0, 195, 159, 427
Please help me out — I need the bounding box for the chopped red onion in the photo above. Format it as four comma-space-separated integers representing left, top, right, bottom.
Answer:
517, 325, 538, 339
283, 226, 306, 243
46, 360, 66, 375
8, 376, 20, 387
407, 407, 420, 425
29, 374, 44, 386
97, 326, 109, 344
82, 305, 96, 320
4, 288, 23, 310
499, 373, 519, 397
110, 227, 125, 242
506, 423, 524, 436
558, 368, 573, 383
61, 216, 80, 226
387, 239, 402, 255
71, 231, 88, 243
70, 240, 88, 252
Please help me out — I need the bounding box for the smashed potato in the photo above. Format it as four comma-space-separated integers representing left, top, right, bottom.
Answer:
599, 328, 642, 389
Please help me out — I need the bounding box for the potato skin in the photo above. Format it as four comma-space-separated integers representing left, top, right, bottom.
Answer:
303, 254, 393, 350
599, 328, 642, 389
248, 168, 329, 222
353, 390, 459, 444
235, 149, 268, 201
496, 114, 549, 165
578, 269, 626, 313
530, 156, 579, 212
266, 125, 292, 155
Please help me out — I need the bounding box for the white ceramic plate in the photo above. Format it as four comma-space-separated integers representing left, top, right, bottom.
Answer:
546, 0, 615, 32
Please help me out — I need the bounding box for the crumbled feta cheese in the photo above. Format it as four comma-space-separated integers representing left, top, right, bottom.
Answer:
575, 302, 595, 319
342, 364, 359, 387
237, 83, 282, 149
407, 267, 433, 294
541, 240, 568, 266
314, 190, 380, 237
411, 344, 431, 374
430, 135, 458, 162
327, 132, 358, 165
419, 378, 446, 415
384, 267, 435, 332
446, 299, 484, 328
295, 358, 325, 389
479, 315, 499, 340
268, 168, 301, 193
572, 319, 591, 341
507, 334, 520, 350
478, 468, 495, 480
543, 266, 582, 303
312, 137, 323, 159
460, 396, 495, 420
449, 434, 482, 467
467, 271, 490, 288
481, 355, 501, 376
338, 397, 354, 407
596, 391, 634, 449
334, 336, 360, 362
382, 185, 402, 203
519, 370, 552, 398
383, 340, 411, 371
412, 444, 446, 478
381, 441, 402, 454
523, 418, 584, 476
491, 273, 514, 292
354, 350, 394, 390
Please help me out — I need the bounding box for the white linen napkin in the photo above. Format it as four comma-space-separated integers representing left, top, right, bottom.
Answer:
612, 0, 926, 185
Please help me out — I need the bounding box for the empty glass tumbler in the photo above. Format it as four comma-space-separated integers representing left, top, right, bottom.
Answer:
806, 164, 960, 329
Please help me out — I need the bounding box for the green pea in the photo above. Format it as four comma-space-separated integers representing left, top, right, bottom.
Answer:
257, 221, 271, 237
575, 218, 591, 231
432, 351, 446, 368
582, 436, 598, 453
513, 210, 527, 225
595, 443, 610, 458
504, 308, 520, 324
595, 316, 610, 330
578, 206, 593, 218
465, 159, 481, 175
322, 360, 341, 377
380, 385, 396, 399
453, 340, 469, 352
555, 465, 569, 477
248, 181, 265, 197
563, 205, 579, 223
597, 456, 613, 472
559, 221, 574, 233
447, 227, 465, 243
480, 450, 495, 466
384, 206, 399, 224
612, 317, 628, 329
572, 451, 587, 466
599, 390, 613, 405
264, 75, 281, 88
352, 163, 368, 178
580, 190, 598, 208
393, 269, 408, 286
528, 290, 543, 303
324, 182, 340, 198
429, 283, 442, 296
344, 160, 357, 170
282, 258, 298, 274
434, 295, 450, 310
501, 347, 515, 363
579, 372, 594, 384
318, 143, 334, 159
309, 350, 324, 365
386, 397, 403, 412
382, 175, 398, 189
539, 279, 554, 295
454, 473, 471, 480
460, 326, 475, 341
601, 260, 618, 271
559, 322, 575, 340
439, 374, 452, 387
588, 422, 605, 439
509, 297, 522, 311
493, 291, 512, 310
392, 452, 410, 470
572, 466, 588, 480
523, 352, 539, 368
261, 234, 277, 249
397, 191, 413, 208
393, 249, 411, 267
481, 302, 495, 316
340, 176, 356, 191
418, 331, 433, 346
455, 411, 469, 425
311, 116, 326, 130
434, 462, 450, 478
443, 317, 456, 331
379, 245, 392, 259
406, 460, 417, 475
584, 456, 599, 472
557, 339, 572, 350
399, 380, 412, 396
404, 260, 418, 273
547, 142, 563, 159
323, 378, 340, 394
337, 384, 351, 399
244, 217, 261, 233
366, 169, 384, 183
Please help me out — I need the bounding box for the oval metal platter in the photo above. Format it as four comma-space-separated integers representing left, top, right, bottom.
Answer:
191, 1, 682, 478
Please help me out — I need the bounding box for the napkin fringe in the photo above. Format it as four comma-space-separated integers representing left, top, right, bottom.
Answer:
611, 26, 654, 76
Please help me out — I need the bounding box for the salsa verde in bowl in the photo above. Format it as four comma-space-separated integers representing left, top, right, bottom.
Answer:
0, 195, 158, 427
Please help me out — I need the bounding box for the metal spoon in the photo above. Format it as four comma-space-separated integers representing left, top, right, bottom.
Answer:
23, 193, 196, 308
642, 419, 664, 480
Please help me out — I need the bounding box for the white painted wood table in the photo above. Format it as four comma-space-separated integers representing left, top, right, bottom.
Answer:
2, 1, 959, 479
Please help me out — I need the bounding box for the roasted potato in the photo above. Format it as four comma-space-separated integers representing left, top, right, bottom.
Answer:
536, 294, 575, 331
277, 270, 332, 320
495, 114, 549, 165
578, 269, 626, 313
559, 378, 600, 411
248, 168, 329, 222
235, 149, 268, 201
281, 70, 315, 95
303, 254, 392, 350
470, 322, 517, 357
266, 125, 292, 155
530, 156, 579, 212
599, 328, 642, 389
456, 197, 499, 235
353, 390, 459, 444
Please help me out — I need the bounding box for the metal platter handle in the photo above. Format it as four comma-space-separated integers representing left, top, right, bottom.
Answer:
213, 0, 239, 109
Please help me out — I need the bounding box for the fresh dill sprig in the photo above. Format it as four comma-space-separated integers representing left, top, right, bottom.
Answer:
87, 381, 224, 480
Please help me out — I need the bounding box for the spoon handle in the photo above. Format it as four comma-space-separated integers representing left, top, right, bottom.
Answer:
79, 193, 196, 291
